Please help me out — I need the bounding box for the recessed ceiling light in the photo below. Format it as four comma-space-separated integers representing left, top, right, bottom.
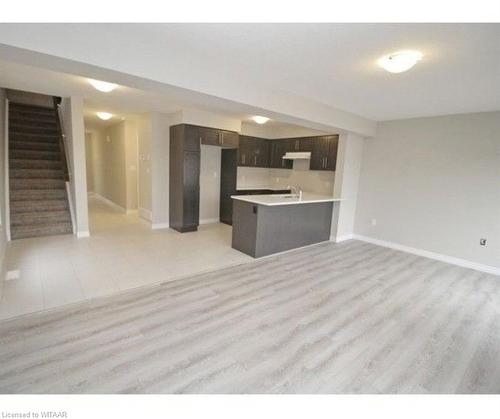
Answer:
96, 112, 113, 120
252, 116, 270, 124
378, 50, 423, 73
88, 79, 118, 92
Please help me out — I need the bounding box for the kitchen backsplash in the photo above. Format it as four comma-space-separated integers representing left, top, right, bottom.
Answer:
237, 164, 335, 195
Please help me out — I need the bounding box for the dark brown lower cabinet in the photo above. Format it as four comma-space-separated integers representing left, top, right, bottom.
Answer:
219, 149, 238, 225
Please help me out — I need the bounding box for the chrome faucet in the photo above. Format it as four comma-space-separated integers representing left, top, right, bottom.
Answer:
288, 185, 303, 200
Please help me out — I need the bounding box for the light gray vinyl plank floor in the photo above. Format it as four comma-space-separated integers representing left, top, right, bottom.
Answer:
1, 240, 499, 394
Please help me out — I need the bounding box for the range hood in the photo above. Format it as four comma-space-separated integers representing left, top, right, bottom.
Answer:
282, 151, 311, 160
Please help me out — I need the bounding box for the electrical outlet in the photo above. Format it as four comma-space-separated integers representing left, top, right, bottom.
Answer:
480, 238, 487, 246
371, 218, 377, 226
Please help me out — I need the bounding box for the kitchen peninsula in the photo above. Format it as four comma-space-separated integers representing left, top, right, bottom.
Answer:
231, 193, 341, 257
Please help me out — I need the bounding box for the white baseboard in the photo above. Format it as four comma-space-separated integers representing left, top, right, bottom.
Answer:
152, 223, 169, 230
77, 231, 90, 238
200, 218, 220, 225
331, 234, 353, 243
92, 193, 126, 213
126, 209, 138, 215
138, 207, 152, 221
353, 234, 500, 276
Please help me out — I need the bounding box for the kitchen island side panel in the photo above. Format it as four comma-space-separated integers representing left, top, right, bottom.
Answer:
255, 202, 333, 257
232, 199, 258, 257
231, 199, 333, 258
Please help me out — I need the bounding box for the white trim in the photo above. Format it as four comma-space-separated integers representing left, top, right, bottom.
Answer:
77, 231, 90, 238
91, 192, 127, 213
200, 218, 220, 225
353, 234, 500, 277
331, 234, 353, 243
4, 99, 10, 241
152, 223, 169, 230
138, 207, 152, 221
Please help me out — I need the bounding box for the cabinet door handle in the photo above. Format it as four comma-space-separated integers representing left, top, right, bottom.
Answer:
323, 157, 326, 168
325, 157, 328, 168
242, 154, 245, 164
254, 156, 257, 165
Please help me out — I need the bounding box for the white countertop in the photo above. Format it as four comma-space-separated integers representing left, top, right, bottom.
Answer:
236, 186, 291, 191
231, 193, 342, 206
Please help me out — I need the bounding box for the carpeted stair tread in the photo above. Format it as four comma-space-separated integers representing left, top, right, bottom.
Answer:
10, 223, 73, 240
10, 159, 62, 170
10, 132, 59, 143
9, 125, 59, 136
10, 178, 66, 190
9, 118, 57, 129
10, 149, 61, 161
8, 102, 73, 240
10, 199, 69, 213
11, 210, 71, 226
10, 189, 67, 201
10, 140, 60, 152
10, 168, 64, 180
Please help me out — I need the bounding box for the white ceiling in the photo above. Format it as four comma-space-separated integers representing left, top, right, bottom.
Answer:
0, 23, 499, 122
0, 59, 325, 133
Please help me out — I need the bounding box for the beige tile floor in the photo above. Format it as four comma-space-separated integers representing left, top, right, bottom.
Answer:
0, 196, 252, 320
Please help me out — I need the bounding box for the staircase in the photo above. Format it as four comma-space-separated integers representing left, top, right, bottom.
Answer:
8, 102, 73, 240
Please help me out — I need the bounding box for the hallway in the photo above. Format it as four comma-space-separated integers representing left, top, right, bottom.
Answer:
0, 196, 252, 320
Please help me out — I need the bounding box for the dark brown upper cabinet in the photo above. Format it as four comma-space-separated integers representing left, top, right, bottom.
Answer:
310, 135, 339, 171
198, 126, 220, 146
220, 130, 239, 148
269, 140, 293, 169
238, 136, 269, 168
285, 138, 310, 152
199, 126, 239, 149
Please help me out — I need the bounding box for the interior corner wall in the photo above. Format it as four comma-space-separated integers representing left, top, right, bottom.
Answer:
61, 96, 89, 236
124, 120, 138, 211
150, 112, 171, 227
0, 88, 7, 287
137, 114, 152, 221
354, 111, 500, 271
331, 133, 364, 241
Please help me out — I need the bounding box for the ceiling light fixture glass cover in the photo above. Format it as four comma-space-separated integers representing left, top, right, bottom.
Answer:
88, 79, 118, 92
253, 116, 270, 124
96, 112, 113, 120
378, 50, 423, 73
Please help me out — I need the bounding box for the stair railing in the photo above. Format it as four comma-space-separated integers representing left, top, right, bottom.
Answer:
53, 97, 76, 234
4, 98, 10, 241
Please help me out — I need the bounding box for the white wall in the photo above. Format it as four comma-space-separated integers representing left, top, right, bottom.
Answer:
174, 109, 241, 133
200, 145, 221, 223
150, 112, 171, 228
61, 96, 89, 237
0, 89, 7, 289
137, 114, 152, 221
355, 112, 500, 271
331, 133, 364, 241
85, 121, 138, 212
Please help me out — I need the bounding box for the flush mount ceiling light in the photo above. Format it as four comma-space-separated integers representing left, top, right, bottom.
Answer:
378, 50, 423, 73
88, 79, 118, 92
96, 112, 113, 121
252, 116, 270, 124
